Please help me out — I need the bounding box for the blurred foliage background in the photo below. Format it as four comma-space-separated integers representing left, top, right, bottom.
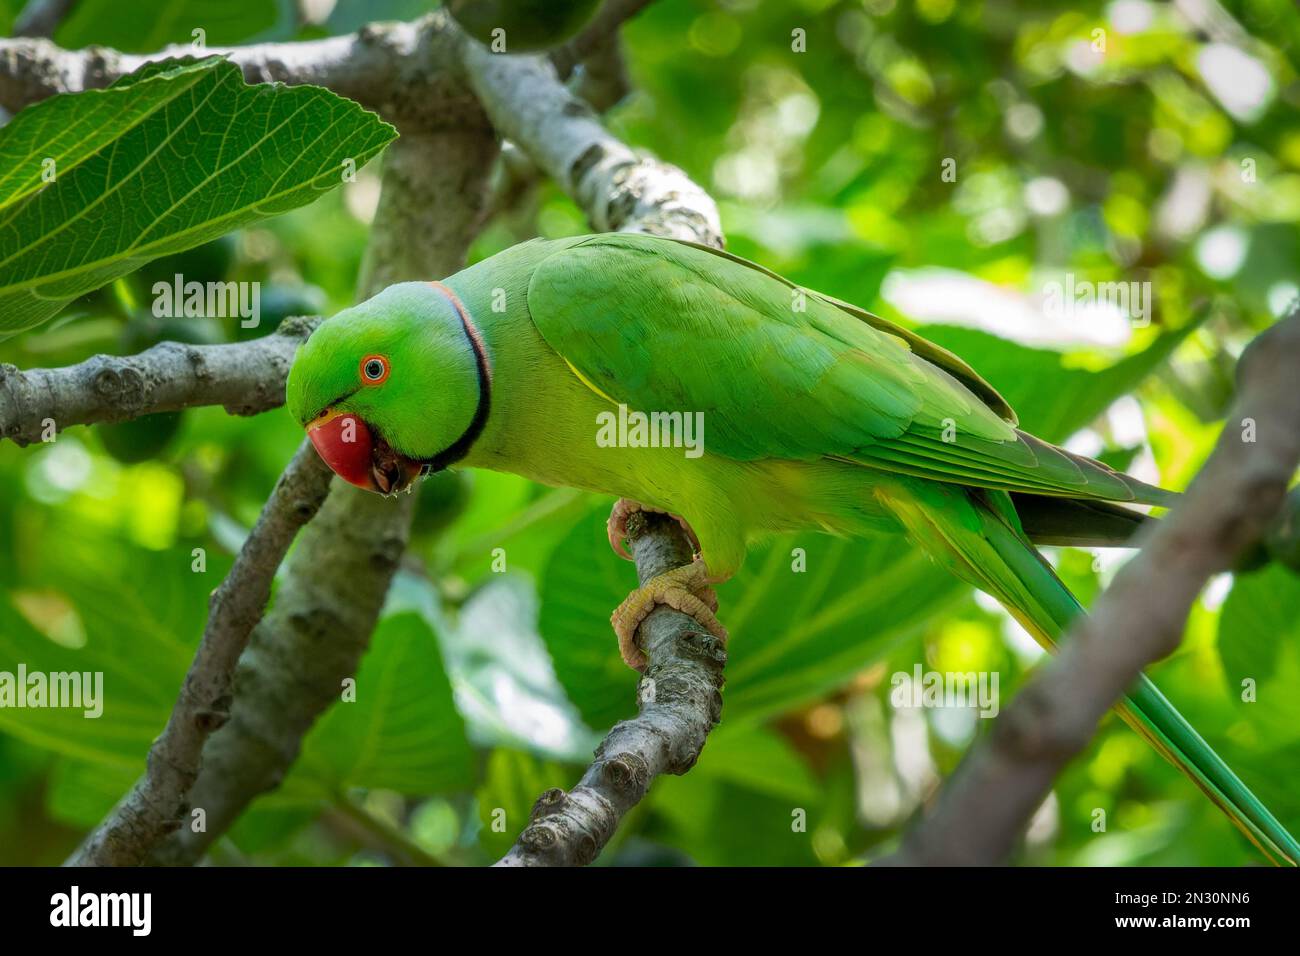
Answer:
1, 0, 1299, 866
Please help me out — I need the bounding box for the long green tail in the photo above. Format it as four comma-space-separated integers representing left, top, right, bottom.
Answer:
882, 482, 1300, 865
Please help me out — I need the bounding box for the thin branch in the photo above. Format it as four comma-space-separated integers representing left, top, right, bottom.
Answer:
884, 306, 1300, 866
0, 318, 318, 445
550, 0, 655, 81
566, 29, 633, 114
66, 440, 334, 866
496, 513, 726, 866
12, 0, 78, 38
148, 483, 419, 865
460, 36, 722, 246
326, 797, 451, 868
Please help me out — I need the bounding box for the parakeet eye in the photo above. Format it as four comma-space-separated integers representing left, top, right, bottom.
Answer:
360, 354, 390, 385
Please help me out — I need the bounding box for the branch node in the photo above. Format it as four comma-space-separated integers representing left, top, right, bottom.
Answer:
518, 822, 559, 852
668, 741, 704, 775
672, 628, 728, 668
529, 787, 568, 822
194, 703, 231, 734
598, 752, 650, 796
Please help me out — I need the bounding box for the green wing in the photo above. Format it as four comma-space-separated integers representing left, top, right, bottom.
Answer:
527, 233, 1171, 506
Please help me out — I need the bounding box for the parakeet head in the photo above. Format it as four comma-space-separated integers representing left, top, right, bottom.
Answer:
286, 281, 490, 495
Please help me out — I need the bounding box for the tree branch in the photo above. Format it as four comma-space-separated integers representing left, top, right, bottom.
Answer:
459, 37, 722, 246
66, 439, 334, 866
496, 513, 725, 866
0, 318, 318, 445
884, 306, 1300, 866
550, 0, 655, 83
0, 12, 485, 133
12, 0, 78, 38
148, 482, 418, 865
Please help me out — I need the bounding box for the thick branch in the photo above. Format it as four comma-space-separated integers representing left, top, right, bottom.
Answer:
0, 12, 484, 133
66, 440, 334, 866
0, 318, 317, 445
496, 513, 725, 866
886, 307, 1300, 866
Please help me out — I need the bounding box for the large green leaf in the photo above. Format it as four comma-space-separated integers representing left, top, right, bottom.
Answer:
0, 56, 396, 337
0, 540, 229, 767
1197, 564, 1300, 842
1218, 564, 1299, 685
0, 59, 211, 214
685, 723, 819, 803
290, 612, 475, 796
1217, 566, 1300, 750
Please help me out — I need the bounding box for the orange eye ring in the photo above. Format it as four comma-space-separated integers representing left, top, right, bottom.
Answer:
359, 354, 390, 386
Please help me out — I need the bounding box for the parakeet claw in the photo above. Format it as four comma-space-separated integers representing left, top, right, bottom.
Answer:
606, 498, 701, 561
610, 557, 726, 670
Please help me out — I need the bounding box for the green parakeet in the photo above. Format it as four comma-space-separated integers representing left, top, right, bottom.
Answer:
286, 233, 1299, 865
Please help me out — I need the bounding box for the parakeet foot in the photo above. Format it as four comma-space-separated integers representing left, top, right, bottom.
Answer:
606, 498, 700, 560
610, 557, 727, 670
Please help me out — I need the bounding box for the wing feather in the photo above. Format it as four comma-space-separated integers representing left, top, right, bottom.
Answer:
526, 234, 1169, 506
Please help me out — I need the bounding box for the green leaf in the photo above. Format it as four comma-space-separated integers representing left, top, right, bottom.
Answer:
535, 509, 641, 729
689, 724, 819, 803
1215, 566, 1300, 752
291, 613, 475, 796
0, 56, 396, 337
45, 757, 140, 828
0, 59, 213, 214
0, 540, 230, 768
720, 534, 964, 722
1206, 568, 1300, 840
1218, 564, 1299, 684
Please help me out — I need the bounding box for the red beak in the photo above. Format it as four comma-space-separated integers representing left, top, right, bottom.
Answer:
306, 408, 375, 490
